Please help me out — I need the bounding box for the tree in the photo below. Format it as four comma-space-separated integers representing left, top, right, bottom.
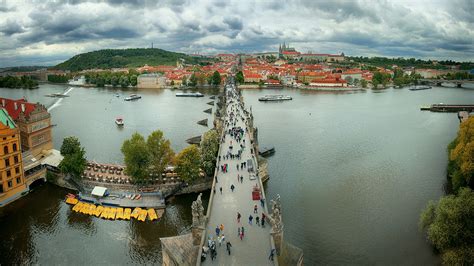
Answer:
361, 79, 368, 88
58, 136, 86, 179
189, 73, 198, 87
146, 130, 174, 178
209, 71, 221, 86
345, 76, 353, 84
200, 129, 220, 177
236, 71, 244, 83
419, 188, 474, 265
120, 76, 130, 88
175, 145, 201, 183
130, 75, 138, 86
111, 76, 119, 87
121, 133, 150, 182
448, 117, 474, 191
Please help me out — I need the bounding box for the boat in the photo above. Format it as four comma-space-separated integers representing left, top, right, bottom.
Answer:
409, 86, 432, 91
259, 146, 275, 157
258, 95, 292, 102
147, 208, 158, 221
137, 209, 148, 222
115, 93, 120, 97
176, 92, 204, 97
123, 208, 132, 220
115, 208, 124, 220
131, 207, 141, 219
115, 117, 124, 126
124, 94, 141, 101
45, 93, 70, 98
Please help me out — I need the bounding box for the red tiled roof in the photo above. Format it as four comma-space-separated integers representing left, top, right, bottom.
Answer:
282, 51, 301, 55
0, 98, 37, 120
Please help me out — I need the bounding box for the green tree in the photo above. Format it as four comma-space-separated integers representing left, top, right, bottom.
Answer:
58, 136, 86, 178
119, 75, 130, 88
121, 133, 150, 182
200, 129, 220, 177
361, 79, 368, 88
175, 145, 201, 183
111, 76, 119, 87
146, 130, 174, 178
236, 71, 244, 83
419, 188, 474, 265
130, 75, 138, 86
209, 71, 221, 86
189, 73, 198, 87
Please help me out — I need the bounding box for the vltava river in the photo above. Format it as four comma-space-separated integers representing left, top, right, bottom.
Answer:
0, 84, 472, 264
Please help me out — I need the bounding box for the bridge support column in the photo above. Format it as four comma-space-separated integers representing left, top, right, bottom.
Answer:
271, 230, 284, 255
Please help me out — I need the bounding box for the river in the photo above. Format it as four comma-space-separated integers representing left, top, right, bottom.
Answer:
0, 84, 472, 264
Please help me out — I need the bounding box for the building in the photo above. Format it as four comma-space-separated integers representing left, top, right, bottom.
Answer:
216, 54, 235, 61
309, 77, 348, 87
0, 108, 28, 207
137, 73, 166, 89
0, 98, 53, 158
279, 43, 301, 59
243, 71, 263, 83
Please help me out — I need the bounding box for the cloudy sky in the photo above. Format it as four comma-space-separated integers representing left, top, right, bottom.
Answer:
0, 0, 472, 67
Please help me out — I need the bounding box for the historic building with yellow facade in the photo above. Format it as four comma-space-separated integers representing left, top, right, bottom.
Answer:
0, 108, 28, 207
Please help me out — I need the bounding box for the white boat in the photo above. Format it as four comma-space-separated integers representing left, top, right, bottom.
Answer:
176, 92, 204, 97
258, 95, 292, 102
115, 117, 124, 126
124, 94, 141, 101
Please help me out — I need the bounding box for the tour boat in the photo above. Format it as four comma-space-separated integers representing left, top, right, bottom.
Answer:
409, 86, 432, 91
115, 117, 124, 126
124, 94, 141, 101
176, 92, 204, 97
258, 95, 292, 102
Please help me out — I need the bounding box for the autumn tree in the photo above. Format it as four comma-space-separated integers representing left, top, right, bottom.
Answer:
175, 145, 201, 183
147, 130, 174, 179
448, 116, 474, 191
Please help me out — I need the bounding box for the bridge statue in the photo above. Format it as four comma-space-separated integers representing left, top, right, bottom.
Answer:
270, 194, 283, 233
191, 193, 205, 227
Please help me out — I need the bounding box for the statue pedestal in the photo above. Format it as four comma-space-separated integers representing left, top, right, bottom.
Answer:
271, 230, 283, 256
192, 226, 204, 246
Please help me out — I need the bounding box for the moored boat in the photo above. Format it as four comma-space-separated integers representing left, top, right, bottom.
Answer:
176, 92, 204, 97
124, 94, 141, 101
409, 86, 432, 91
115, 117, 124, 126
258, 95, 292, 102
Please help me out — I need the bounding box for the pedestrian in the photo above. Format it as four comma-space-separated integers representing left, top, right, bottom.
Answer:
262, 213, 266, 227
237, 212, 241, 223
240, 175, 243, 183
248, 215, 253, 225
260, 198, 265, 208
256, 216, 260, 226
220, 187, 222, 194
218, 235, 223, 246
226, 241, 232, 255
230, 184, 235, 192
215, 176, 218, 183
221, 234, 225, 246
213, 187, 216, 194
241, 226, 245, 240
216, 226, 220, 236
254, 204, 258, 214
220, 224, 224, 232
269, 248, 276, 261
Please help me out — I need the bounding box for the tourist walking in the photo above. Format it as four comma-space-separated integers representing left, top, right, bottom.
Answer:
260, 198, 265, 208
220, 224, 224, 232
215, 226, 220, 236
220, 187, 222, 194
240, 175, 243, 183
226, 241, 232, 255
269, 248, 276, 261
230, 184, 235, 192
237, 212, 241, 223
218, 235, 223, 247
248, 215, 253, 225
256, 216, 260, 226
240, 226, 245, 240
261, 213, 266, 227
254, 204, 258, 214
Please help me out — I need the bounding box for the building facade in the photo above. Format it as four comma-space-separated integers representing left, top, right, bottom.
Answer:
137, 74, 166, 89
0, 109, 28, 207
0, 98, 53, 158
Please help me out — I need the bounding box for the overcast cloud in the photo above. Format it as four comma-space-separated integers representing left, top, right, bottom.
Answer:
0, 0, 472, 67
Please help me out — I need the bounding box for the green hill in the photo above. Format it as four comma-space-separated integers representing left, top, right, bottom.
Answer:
54, 48, 211, 71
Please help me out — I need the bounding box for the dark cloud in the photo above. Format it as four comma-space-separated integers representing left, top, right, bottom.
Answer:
0, 20, 24, 36
223, 17, 243, 30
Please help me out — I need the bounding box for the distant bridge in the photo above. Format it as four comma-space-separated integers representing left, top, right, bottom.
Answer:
419, 79, 474, 88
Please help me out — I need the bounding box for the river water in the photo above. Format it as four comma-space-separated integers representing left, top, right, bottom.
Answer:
0, 84, 472, 264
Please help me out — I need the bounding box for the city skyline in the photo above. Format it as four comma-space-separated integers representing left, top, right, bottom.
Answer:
0, 0, 473, 67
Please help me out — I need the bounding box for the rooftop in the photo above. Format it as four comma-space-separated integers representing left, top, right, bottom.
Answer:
0, 108, 16, 129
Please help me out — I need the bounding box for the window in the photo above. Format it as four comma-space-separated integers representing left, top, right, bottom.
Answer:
5, 158, 9, 167
16, 177, 21, 185
7, 170, 11, 177
15, 167, 19, 174
8, 181, 12, 188
14, 156, 18, 164
12, 143, 17, 152
3, 146, 8, 154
